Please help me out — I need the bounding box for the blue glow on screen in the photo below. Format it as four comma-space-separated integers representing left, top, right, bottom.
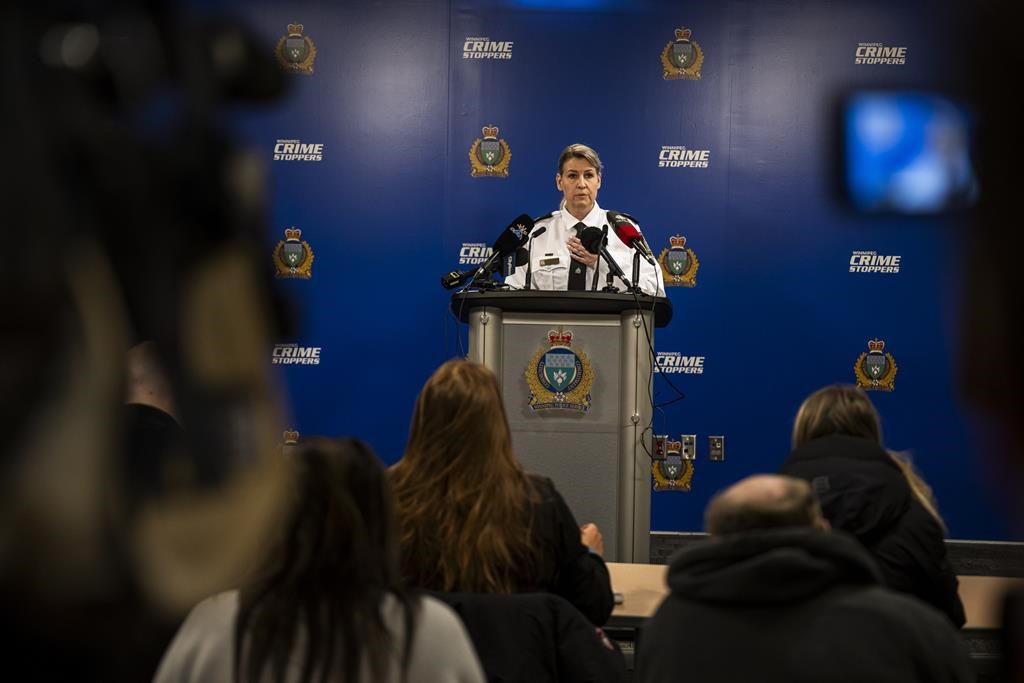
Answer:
845, 92, 978, 214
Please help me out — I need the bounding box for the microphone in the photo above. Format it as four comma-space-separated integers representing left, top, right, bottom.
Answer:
611, 214, 657, 266
440, 214, 535, 290
467, 213, 535, 288
581, 225, 632, 291
524, 226, 547, 291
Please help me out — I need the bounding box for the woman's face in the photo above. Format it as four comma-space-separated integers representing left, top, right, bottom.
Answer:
556, 157, 602, 219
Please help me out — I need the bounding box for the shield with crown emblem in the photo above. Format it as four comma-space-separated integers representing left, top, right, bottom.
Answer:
285, 36, 307, 64
660, 461, 682, 479
864, 353, 888, 379
281, 241, 306, 268
479, 139, 502, 166
542, 348, 580, 393
664, 249, 690, 275
671, 41, 695, 68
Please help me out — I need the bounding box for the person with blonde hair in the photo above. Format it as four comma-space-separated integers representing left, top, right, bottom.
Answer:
779, 384, 965, 627
390, 359, 614, 627
504, 143, 665, 295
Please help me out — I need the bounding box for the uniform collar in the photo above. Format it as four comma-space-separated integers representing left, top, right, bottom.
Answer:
557, 201, 604, 229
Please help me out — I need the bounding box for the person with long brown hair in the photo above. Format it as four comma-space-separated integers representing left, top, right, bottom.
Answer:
779, 384, 965, 627
153, 437, 485, 682
390, 359, 614, 627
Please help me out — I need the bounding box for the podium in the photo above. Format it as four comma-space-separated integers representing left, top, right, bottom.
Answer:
450, 291, 673, 563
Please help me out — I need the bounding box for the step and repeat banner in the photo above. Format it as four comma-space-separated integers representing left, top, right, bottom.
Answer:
215, 0, 1006, 539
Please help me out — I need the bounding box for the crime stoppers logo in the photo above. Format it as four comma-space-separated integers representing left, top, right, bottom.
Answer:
525, 329, 594, 413
273, 227, 314, 279
274, 139, 323, 161
463, 37, 513, 59
850, 250, 901, 274
276, 24, 317, 74
459, 243, 493, 266
854, 339, 897, 391
469, 125, 511, 178
658, 235, 699, 287
272, 344, 321, 365
659, 146, 710, 169
855, 42, 907, 65
656, 352, 705, 375
661, 27, 704, 80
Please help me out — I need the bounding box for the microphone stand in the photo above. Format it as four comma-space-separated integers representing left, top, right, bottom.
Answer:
631, 250, 641, 292
595, 233, 632, 292
525, 235, 536, 291
591, 225, 607, 291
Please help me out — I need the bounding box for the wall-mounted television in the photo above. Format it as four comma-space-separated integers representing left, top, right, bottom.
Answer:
843, 91, 978, 214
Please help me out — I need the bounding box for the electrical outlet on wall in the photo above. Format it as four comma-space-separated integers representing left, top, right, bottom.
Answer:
681, 434, 696, 460
708, 435, 725, 461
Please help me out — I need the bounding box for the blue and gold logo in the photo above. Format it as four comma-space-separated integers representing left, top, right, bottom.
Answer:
661, 27, 704, 80
274, 227, 314, 279
652, 436, 694, 492
854, 339, 897, 391
658, 235, 699, 287
469, 125, 511, 178
525, 329, 593, 412
276, 24, 317, 75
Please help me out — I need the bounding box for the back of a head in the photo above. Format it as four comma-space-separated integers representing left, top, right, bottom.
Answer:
705, 475, 825, 535
403, 359, 515, 476
393, 359, 536, 593
792, 384, 882, 449
239, 436, 412, 682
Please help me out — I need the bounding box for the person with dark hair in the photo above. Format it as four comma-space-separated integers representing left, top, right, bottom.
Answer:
153, 437, 484, 682
636, 475, 972, 683
779, 384, 965, 627
390, 359, 614, 627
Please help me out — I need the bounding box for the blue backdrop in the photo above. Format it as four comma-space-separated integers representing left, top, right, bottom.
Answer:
211, 0, 1009, 540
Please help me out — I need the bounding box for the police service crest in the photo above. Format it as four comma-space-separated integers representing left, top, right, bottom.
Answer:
658, 235, 699, 287
276, 24, 317, 75
661, 27, 704, 80
469, 125, 511, 178
274, 227, 314, 279
525, 329, 593, 412
854, 339, 897, 391
652, 436, 694, 492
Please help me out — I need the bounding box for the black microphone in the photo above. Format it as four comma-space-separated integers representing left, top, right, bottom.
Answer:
501, 245, 531, 277
580, 225, 606, 291
524, 225, 547, 291
473, 213, 535, 285
611, 214, 657, 265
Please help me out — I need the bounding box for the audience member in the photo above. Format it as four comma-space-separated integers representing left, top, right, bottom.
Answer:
779, 384, 965, 627
390, 359, 614, 627
636, 475, 972, 683
154, 437, 484, 682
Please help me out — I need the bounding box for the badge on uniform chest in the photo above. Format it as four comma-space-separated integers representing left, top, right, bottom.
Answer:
539, 256, 560, 266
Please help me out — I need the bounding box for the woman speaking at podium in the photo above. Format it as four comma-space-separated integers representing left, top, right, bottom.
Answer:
505, 143, 665, 296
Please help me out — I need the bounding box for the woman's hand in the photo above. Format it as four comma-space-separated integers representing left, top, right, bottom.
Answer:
567, 236, 599, 269
580, 522, 604, 557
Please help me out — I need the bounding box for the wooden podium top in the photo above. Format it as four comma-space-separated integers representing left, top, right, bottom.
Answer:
606, 562, 1024, 629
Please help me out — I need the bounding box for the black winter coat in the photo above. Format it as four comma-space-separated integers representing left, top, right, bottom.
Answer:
636, 528, 972, 683
779, 434, 965, 627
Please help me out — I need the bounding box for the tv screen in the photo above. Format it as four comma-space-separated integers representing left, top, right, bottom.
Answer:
843, 91, 978, 214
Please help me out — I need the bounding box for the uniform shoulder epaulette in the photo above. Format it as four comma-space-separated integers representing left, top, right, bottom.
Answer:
606, 209, 640, 225
532, 211, 555, 223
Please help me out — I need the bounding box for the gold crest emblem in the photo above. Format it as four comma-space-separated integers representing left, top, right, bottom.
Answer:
652, 436, 694, 492
274, 227, 315, 279
469, 125, 512, 178
658, 235, 699, 287
276, 23, 317, 75
661, 27, 704, 80
854, 339, 898, 391
525, 329, 594, 412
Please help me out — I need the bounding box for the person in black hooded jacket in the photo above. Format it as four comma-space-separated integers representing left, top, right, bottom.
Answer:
779, 384, 965, 627
636, 475, 972, 683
